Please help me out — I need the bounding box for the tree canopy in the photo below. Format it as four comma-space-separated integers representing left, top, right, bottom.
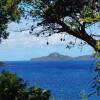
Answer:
0, 0, 22, 41
24, 0, 100, 51
0, 0, 100, 51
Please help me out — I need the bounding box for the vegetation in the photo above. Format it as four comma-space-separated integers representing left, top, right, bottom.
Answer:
0, 0, 23, 41
0, 71, 50, 100
92, 60, 100, 96
80, 90, 87, 100
0, 0, 99, 51
21, 0, 100, 51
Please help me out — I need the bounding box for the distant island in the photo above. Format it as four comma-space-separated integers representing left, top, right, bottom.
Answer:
0, 61, 5, 66
31, 52, 95, 61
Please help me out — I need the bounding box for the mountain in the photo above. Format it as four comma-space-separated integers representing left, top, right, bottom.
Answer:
31, 52, 95, 61
75, 55, 94, 59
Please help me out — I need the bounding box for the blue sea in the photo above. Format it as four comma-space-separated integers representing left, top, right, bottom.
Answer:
0, 60, 100, 100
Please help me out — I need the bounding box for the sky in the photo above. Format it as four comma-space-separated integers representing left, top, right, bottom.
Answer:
0, 19, 99, 61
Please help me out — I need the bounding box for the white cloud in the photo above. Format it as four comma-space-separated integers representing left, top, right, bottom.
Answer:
1, 30, 85, 49
6, 25, 93, 50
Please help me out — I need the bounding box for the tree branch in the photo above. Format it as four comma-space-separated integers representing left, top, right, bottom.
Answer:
56, 20, 99, 51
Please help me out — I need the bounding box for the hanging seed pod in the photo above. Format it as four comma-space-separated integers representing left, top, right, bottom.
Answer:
46, 42, 49, 45
60, 38, 63, 41
43, 32, 45, 35
63, 39, 65, 41
29, 31, 32, 34
37, 34, 39, 37
31, 25, 34, 31
49, 34, 51, 36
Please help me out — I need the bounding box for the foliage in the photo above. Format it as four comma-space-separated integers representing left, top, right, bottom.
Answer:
26, 0, 100, 28
0, 0, 100, 50
21, 0, 100, 51
96, 40, 100, 51
29, 0, 100, 22
92, 52, 100, 96
92, 62, 100, 96
0, 71, 50, 100
93, 51, 100, 58
0, 0, 23, 41
80, 90, 87, 100
28, 86, 50, 100
0, 71, 27, 100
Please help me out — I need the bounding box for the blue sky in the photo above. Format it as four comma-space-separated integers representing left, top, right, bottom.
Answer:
0, 19, 99, 61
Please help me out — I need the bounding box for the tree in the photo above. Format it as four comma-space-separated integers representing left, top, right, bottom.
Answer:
0, 71, 27, 100
0, 71, 50, 100
21, 0, 100, 51
0, 0, 22, 41
0, 0, 100, 51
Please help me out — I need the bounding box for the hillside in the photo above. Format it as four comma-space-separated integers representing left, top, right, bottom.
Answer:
31, 52, 95, 61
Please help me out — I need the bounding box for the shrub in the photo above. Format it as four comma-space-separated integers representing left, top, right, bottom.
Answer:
0, 71, 50, 100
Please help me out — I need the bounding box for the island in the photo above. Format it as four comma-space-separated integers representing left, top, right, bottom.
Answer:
0, 61, 5, 66
31, 52, 95, 61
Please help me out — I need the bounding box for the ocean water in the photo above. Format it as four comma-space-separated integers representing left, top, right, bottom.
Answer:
0, 60, 100, 100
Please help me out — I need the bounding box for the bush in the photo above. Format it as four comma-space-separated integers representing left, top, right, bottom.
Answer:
28, 86, 50, 100
0, 71, 50, 100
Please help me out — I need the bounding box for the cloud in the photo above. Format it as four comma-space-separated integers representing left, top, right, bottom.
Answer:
1, 30, 85, 49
